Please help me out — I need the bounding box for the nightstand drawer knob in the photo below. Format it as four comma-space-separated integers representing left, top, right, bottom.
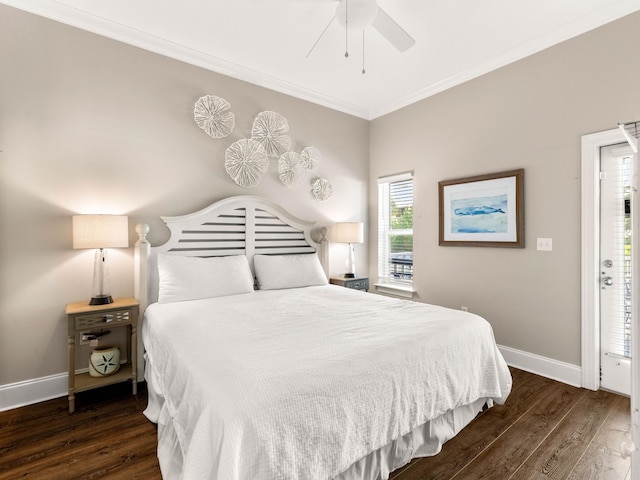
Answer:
75, 310, 130, 329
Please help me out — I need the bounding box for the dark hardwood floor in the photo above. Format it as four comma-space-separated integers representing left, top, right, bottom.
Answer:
0, 384, 160, 480
0, 368, 632, 479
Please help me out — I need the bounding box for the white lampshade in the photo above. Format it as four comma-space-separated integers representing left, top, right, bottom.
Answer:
72, 214, 129, 306
335, 222, 364, 244
73, 215, 129, 249
335, 222, 364, 279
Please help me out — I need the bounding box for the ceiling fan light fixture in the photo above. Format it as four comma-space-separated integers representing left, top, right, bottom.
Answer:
306, 0, 415, 71
336, 0, 378, 30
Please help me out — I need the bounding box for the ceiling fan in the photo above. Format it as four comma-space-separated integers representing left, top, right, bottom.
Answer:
307, 0, 415, 70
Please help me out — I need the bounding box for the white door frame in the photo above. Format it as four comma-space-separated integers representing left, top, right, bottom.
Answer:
581, 127, 627, 390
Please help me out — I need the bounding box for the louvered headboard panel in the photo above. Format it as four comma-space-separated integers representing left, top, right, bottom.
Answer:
135, 196, 327, 309
164, 209, 249, 257
254, 208, 317, 255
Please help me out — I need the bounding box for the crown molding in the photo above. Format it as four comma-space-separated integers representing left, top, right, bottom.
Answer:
369, 0, 640, 119
0, 0, 371, 119
3, 0, 640, 121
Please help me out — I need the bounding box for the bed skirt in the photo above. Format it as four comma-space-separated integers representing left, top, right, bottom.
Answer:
144, 354, 488, 480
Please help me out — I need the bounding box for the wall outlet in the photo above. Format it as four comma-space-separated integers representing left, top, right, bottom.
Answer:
461, 306, 469, 312
536, 238, 553, 251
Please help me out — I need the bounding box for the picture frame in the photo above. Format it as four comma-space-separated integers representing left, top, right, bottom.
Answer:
439, 169, 524, 248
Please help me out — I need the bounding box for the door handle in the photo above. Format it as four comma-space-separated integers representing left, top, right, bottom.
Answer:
602, 276, 614, 286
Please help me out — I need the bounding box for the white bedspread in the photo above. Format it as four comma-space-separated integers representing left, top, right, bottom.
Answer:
142, 285, 512, 480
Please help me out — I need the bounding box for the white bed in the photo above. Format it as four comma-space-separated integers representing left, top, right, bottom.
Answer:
134, 195, 512, 480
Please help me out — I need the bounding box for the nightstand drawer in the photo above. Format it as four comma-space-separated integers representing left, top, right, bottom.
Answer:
75, 309, 132, 329
345, 279, 368, 290
330, 276, 369, 291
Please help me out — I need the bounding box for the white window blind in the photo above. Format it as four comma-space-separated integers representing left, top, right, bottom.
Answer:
378, 172, 413, 284
603, 151, 632, 358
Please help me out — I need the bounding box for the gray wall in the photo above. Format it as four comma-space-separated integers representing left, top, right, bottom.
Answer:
3, 3, 640, 392
0, 5, 369, 387
369, 11, 640, 365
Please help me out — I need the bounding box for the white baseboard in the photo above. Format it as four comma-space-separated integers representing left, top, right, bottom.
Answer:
0, 372, 67, 412
0, 346, 583, 412
498, 344, 582, 388
0, 362, 132, 412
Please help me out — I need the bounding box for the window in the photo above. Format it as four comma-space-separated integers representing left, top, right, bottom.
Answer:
601, 147, 632, 359
377, 172, 413, 285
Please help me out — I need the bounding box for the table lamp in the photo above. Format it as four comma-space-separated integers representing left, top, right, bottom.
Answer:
73, 215, 129, 305
335, 222, 364, 278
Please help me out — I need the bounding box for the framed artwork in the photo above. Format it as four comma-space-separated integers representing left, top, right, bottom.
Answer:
439, 169, 524, 248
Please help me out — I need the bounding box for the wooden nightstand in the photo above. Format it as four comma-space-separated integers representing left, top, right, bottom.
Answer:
330, 275, 369, 292
65, 297, 139, 413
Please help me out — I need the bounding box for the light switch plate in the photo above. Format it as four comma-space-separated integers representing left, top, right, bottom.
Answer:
537, 238, 552, 251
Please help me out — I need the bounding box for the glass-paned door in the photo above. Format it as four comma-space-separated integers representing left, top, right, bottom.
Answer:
600, 143, 633, 395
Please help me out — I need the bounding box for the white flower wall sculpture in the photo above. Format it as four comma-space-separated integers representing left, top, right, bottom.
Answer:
191, 99, 330, 196
225, 139, 269, 188
194, 95, 235, 138
311, 177, 333, 201
251, 111, 291, 157
300, 147, 321, 171
278, 152, 304, 188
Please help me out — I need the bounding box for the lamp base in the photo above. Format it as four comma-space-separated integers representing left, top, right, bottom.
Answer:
344, 273, 356, 278
90, 295, 114, 306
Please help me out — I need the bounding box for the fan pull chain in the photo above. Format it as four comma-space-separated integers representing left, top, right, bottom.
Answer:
362, 30, 366, 74
344, 0, 349, 57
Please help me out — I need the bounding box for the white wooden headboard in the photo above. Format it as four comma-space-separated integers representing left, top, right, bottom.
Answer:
134, 195, 328, 313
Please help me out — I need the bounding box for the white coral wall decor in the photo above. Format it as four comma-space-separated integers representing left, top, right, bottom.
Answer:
311, 177, 333, 201
278, 152, 304, 188
225, 139, 269, 188
300, 147, 321, 171
194, 95, 235, 138
251, 111, 291, 157
193, 101, 330, 195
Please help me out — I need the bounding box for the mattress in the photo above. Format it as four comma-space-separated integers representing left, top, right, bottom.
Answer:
142, 285, 512, 479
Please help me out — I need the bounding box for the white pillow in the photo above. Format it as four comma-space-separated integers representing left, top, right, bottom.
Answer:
254, 254, 328, 290
157, 254, 254, 303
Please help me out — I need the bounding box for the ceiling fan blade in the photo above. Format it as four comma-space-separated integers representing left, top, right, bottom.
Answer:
306, 16, 337, 58
250, 0, 336, 3
372, 7, 415, 52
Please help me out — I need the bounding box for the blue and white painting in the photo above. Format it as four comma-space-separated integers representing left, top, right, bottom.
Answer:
442, 173, 520, 244
450, 191, 508, 234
